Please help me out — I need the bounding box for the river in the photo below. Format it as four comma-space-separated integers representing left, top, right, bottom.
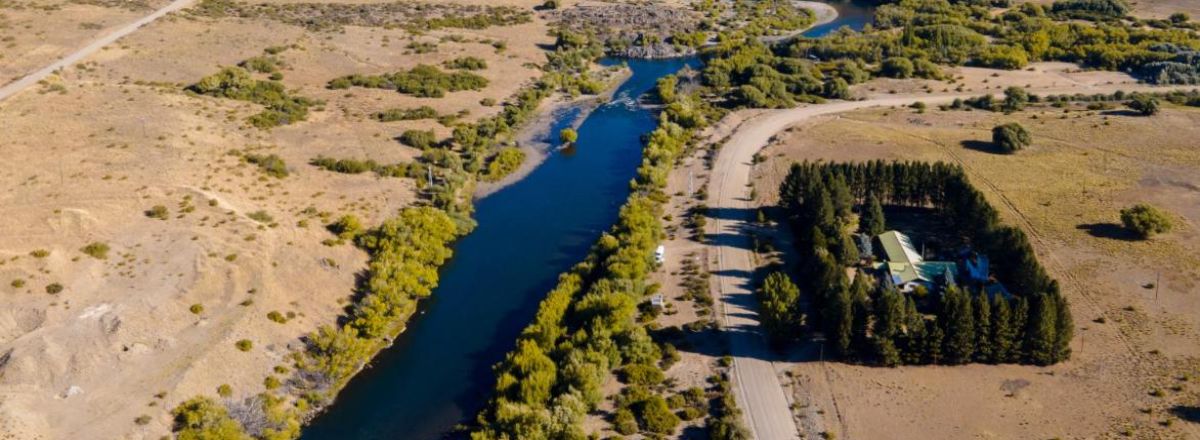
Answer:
300, 3, 872, 439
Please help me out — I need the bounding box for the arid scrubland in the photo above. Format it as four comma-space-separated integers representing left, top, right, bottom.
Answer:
0, 0, 552, 437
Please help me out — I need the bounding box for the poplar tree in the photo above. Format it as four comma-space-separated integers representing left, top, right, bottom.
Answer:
759, 272, 801, 339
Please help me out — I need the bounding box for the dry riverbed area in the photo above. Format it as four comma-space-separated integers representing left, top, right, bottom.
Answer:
0, 0, 553, 437
752, 102, 1200, 439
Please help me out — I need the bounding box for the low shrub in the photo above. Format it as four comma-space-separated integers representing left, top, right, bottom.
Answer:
244, 153, 288, 178
399, 129, 438, 149
992, 122, 1031, 153
443, 56, 488, 70
81, 242, 110, 259
146, 205, 169, 220
1120, 204, 1173, 238
328, 65, 487, 98
373, 106, 438, 122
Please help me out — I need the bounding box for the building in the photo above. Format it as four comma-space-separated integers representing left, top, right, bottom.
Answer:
875, 230, 958, 293
871, 230, 1012, 300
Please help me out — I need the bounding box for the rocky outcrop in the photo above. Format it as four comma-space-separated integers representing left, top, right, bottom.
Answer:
612, 43, 697, 60
550, 3, 701, 59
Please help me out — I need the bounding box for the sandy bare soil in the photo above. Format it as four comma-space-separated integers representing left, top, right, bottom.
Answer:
751, 102, 1200, 440
0, 0, 150, 83
0, 0, 553, 438
1129, 0, 1200, 18
1018, 0, 1200, 19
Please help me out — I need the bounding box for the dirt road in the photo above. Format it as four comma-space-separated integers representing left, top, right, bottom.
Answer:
706, 84, 1187, 439
0, 0, 196, 103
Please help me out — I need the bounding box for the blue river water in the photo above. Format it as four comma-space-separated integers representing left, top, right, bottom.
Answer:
301, 57, 698, 440
301, 3, 873, 438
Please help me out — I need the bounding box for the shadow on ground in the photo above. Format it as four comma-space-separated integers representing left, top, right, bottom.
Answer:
1076, 222, 1139, 241
960, 139, 1008, 155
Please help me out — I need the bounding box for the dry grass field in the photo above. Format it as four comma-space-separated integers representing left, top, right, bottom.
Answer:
0, 0, 152, 82
753, 102, 1200, 439
0, 0, 553, 438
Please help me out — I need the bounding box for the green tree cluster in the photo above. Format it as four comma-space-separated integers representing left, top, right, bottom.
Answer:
470, 74, 713, 440
328, 64, 488, 98
758, 271, 803, 340
785, 0, 1200, 84
778, 160, 1073, 367
189, 67, 318, 129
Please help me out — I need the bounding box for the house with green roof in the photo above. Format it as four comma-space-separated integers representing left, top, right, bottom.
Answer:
874, 230, 957, 293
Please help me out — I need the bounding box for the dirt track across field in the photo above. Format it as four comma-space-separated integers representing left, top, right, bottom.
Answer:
0, 0, 196, 102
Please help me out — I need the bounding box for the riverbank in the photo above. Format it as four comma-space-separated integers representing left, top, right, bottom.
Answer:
761, 1, 839, 44
299, 57, 697, 440
474, 65, 632, 199
798, 1, 839, 28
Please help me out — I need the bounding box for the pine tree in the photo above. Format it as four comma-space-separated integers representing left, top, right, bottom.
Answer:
1009, 296, 1029, 363
1052, 291, 1074, 363
805, 186, 837, 237
904, 296, 923, 336
859, 193, 886, 237
876, 337, 901, 367
850, 289, 872, 359
991, 296, 1014, 363
899, 331, 924, 365
827, 286, 854, 357
973, 293, 993, 363
941, 287, 976, 364
835, 232, 860, 266
828, 175, 854, 224
923, 320, 944, 364
1027, 293, 1059, 366
875, 289, 905, 340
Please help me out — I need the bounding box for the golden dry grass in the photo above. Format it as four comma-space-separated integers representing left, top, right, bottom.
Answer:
0, 0, 553, 437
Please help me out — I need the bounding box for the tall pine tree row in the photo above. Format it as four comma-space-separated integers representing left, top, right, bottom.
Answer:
777, 160, 1073, 367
